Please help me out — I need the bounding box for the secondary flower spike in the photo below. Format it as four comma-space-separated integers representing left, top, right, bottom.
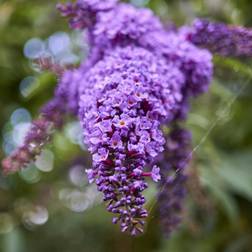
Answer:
2, 0, 252, 236
184, 19, 252, 57
2, 98, 66, 175
78, 46, 185, 234
157, 128, 192, 236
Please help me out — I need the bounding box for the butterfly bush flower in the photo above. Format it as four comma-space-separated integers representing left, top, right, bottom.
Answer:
77, 46, 187, 234
2, 98, 65, 175
183, 18, 252, 57
2, 0, 252, 235
157, 128, 192, 236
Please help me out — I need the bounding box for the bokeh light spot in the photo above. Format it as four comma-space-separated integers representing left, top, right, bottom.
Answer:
23, 206, 49, 226
10, 108, 31, 126
12, 122, 31, 147
48, 32, 71, 56
19, 76, 39, 98
130, 0, 150, 7
35, 149, 54, 172
69, 164, 87, 187
19, 164, 41, 184
24, 38, 45, 59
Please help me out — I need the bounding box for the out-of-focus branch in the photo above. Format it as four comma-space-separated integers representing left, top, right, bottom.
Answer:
185, 19, 252, 57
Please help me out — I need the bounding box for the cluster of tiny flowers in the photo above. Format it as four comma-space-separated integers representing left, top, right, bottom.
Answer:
5, 0, 252, 236
2, 0, 213, 235
77, 46, 186, 234
184, 19, 252, 57
57, 0, 119, 29
54, 1, 213, 235
2, 98, 65, 174
157, 128, 192, 236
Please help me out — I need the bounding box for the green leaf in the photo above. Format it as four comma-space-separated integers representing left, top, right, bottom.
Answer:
217, 151, 252, 200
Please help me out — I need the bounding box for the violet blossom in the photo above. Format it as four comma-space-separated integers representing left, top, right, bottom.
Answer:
183, 18, 252, 57
157, 127, 192, 236
2, 0, 252, 236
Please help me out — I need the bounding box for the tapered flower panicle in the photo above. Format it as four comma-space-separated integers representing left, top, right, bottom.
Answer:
78, 46, 185, 235
158, 128, 192, 236
2, 118, 53, 174
2, 99, 65, 175
185, 19, 252, 57
57, 0, 118, 29
7, 0, 252, 236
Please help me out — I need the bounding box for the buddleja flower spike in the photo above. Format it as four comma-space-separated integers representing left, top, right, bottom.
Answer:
3, 0, 252, 236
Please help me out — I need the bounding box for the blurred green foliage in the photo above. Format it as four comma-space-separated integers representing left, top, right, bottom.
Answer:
0, 0, 252, 251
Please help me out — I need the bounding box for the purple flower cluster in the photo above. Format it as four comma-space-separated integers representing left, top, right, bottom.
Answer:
6, 0, 252, 236
55, 70, 83, 115
56, 2, 212, 234
185, 19, 252, 57
157, 128, 192, 236
78, 46, 186, 234
2, 0, 214, 235
2, 98, 65, 174
57, 0, 118, 29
